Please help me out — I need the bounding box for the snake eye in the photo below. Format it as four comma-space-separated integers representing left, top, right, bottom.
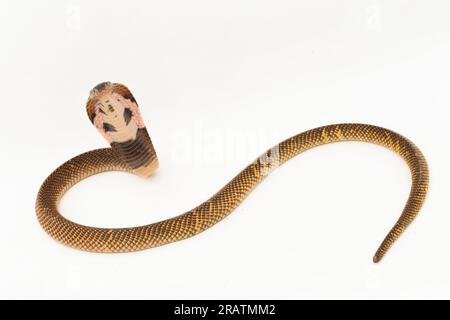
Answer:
96, 103, 105, 113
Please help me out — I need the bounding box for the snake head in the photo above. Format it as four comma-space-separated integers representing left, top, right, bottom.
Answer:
86, 82, 159, 177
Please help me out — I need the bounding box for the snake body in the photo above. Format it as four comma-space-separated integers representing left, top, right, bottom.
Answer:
36, 82, 429, 262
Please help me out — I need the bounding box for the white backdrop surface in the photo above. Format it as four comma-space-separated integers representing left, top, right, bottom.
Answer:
1, 1, 449, 299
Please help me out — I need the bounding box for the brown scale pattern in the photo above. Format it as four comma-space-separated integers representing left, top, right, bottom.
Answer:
36, 124, 428, 262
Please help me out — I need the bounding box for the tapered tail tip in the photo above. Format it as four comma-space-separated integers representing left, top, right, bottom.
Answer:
372, 254, 382, 263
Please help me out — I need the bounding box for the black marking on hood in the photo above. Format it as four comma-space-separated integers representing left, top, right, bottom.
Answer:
103, 122, 117, 132
124, 108, 133, 125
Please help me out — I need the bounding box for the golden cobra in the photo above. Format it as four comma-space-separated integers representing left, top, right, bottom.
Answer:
36, 82, 429, 262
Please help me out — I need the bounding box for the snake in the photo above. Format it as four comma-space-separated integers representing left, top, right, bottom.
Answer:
36, 82, 429, 263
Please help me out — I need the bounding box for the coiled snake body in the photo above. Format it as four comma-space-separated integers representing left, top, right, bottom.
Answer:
36, 82, 429, 262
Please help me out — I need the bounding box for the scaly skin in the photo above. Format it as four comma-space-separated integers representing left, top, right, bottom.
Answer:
36, 83, 429, 263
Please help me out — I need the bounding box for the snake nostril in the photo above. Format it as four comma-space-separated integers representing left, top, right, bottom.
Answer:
108, 105, 115, 112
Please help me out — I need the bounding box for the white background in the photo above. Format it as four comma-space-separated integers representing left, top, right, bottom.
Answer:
1, 0, 449, 299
